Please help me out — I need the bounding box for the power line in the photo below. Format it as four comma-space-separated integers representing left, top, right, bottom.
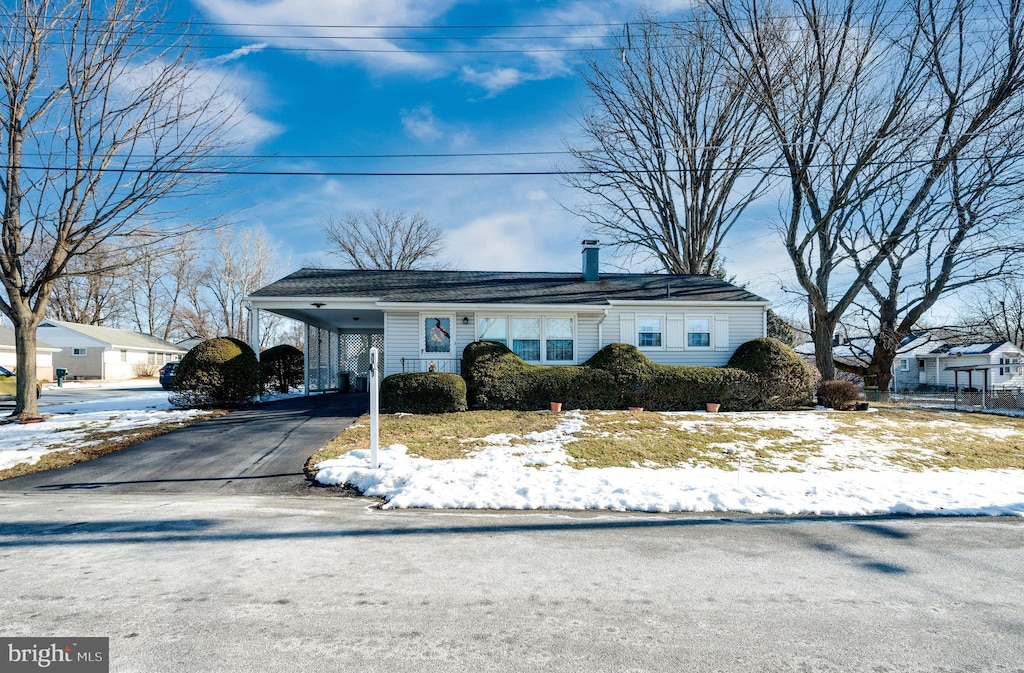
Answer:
4, 154, 1016, 177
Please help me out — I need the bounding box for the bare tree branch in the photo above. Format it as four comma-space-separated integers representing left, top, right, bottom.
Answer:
321, 209, 446, 270
0, 0, 243, 418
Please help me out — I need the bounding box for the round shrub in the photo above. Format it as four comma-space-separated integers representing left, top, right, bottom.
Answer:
461, 341, 531, 409
727, 337, 814, 409
816, 380, 861, 409
380, 372, 468, 414
260, 344, 304, 393
170, 337, 262, 408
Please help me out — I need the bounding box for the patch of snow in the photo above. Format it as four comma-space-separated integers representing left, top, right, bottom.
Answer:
315, 409, 1024, 516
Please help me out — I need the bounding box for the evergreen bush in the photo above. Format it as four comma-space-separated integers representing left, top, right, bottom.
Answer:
170, 337, 262, 408
260, 344, 304, 393
380, 372, 468, 414
727, 338, 815, 409
462, 338, 814, 412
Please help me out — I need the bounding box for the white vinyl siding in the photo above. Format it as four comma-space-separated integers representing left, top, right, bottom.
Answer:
384, 312, 418, 376
618, 313, 636, 346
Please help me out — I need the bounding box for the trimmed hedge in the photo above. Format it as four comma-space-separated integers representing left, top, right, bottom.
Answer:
727, 338, 816, 410
461, 338, 813, 412
170, 337, 262, 408
260, 344, 304, 393
380, 372, 468, 414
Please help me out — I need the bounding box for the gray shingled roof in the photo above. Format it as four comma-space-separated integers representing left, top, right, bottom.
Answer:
39, 320, 186, 352
0, 325, 59, 350
251, 268, 767, 304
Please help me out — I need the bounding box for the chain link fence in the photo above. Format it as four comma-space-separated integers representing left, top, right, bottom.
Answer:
864, 388, 1024, 411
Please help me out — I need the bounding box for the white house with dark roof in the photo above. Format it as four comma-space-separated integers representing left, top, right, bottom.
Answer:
37, 320, 186, 381
246, 242, 770, 392
798, 333, 1024, 392
0, 325, 62, 381
894, 339, 1024, 392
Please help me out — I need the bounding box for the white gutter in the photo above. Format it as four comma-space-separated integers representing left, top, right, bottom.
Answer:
374, 301, 608, 312
597, 308, 609, 348
607, 299, 771, 308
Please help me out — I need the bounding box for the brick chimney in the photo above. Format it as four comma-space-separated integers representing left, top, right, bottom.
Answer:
582, 240, 599, 282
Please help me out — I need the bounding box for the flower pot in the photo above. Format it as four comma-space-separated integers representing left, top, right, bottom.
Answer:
550, 402, 562, 413
705, 402, 721, 413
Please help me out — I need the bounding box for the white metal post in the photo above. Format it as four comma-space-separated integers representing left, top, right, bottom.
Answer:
303, 322, 310, 397
369, 346, 380, 469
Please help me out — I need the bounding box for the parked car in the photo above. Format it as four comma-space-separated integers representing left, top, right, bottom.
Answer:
159, 362, 180, 391
0, 365, 41, 400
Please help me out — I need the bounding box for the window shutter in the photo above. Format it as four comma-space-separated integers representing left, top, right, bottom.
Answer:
666, 314, 685, 350
619, 313, 636, 346
714, 315, 729, 351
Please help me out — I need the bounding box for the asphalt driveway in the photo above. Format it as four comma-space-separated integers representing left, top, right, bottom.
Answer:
0, 393, 368, 496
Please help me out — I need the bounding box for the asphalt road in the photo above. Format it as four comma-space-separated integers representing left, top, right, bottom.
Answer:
0, 393, 369, 496
0, 493, 1021, 673
37, 382, 167, 407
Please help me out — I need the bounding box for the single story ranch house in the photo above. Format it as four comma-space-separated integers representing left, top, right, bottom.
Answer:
245, 243, 770, 392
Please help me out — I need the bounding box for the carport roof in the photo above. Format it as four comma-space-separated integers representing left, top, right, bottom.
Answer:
250, 268, 767, 305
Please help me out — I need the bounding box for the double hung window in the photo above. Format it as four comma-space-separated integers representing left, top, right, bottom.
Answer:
478, 315, 574, 363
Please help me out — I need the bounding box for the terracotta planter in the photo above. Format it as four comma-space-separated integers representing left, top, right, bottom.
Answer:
550, 402, 562, 413
705, 402, 721, 413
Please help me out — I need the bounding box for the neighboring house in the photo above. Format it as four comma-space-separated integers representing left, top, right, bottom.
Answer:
894, 340, 1024, 392
246, 242, 770, 392
37, 320, 187, 381
0, 326, 62, 381
176, 336, 205, 351
798, 333, 1024, 392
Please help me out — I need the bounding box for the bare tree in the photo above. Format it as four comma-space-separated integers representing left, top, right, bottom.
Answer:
710, 0, 1024, 380
202, 226, 279, 341
126, 232, 205, 341
565, 10, 771, 274
964, 278, 1024, 348
322, 209, 445, 270
851, 148, 1024, 391
0, 0, 240, 418
46, 243, 131, 325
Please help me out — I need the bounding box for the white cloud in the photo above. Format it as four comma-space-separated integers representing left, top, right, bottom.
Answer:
208, 42, 268, 65
401, 104, 444, 142
193, 0, 457, 73
460, 66, 527, 97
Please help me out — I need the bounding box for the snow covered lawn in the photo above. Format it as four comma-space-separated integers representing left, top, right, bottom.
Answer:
0, 392, 214, 477
314, 408, 1024, 516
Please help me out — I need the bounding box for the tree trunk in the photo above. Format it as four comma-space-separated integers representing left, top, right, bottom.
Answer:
10, 312, 42, 420
811, 316, 839, 382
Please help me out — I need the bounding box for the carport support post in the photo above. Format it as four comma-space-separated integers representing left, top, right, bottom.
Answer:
369, 346, 380, 469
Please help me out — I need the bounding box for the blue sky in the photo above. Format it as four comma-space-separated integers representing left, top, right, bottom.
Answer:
176, 0, 792, 306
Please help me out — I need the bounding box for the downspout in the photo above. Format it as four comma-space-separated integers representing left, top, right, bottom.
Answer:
597, 309, 609, 349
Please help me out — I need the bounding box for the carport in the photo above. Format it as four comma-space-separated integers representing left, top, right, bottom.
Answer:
245, 298, 383, 395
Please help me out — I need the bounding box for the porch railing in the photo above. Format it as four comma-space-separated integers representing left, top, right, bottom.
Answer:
401, 357, 461, 374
